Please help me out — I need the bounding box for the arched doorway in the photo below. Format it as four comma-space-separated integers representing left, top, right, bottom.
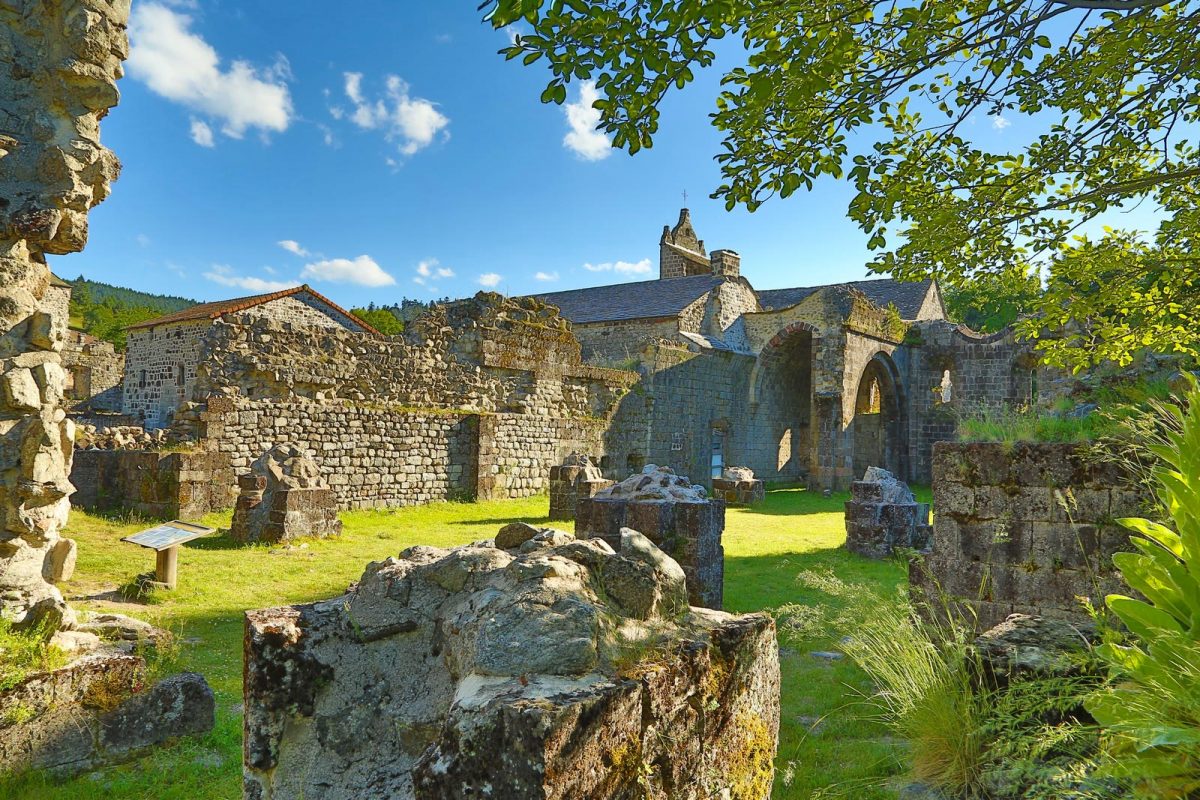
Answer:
851, 353, 905, 479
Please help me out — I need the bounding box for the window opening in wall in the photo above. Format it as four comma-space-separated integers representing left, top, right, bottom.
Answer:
139, 369, 146, 389
1030, 369, 1038, 404
711, 427, 725, 480
626, 453, 645, 474
936, 369, 953, 404
867, 378, 881, 413
671, 432, 684, 452
177, 364, 185, 385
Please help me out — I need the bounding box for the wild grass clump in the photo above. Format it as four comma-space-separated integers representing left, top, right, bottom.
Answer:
0, 617, 69, 693
956, 401, 1108, 444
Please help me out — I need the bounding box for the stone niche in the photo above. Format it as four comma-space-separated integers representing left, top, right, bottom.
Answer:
231, 445, 342, 544
913, 441, 1149, 631
243, 526, 780, 800
548, 452, 612, 521
712, 465, 766, 506
576, 465, 725, 610
844, 466, 932, 559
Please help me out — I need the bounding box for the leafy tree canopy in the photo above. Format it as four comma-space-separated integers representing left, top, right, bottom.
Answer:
351, 307, 406, 336
486, 0, 1200, 370
943, 265, 1042, 332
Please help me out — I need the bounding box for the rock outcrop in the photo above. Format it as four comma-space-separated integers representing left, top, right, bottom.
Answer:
231, 444, 342, 543
243, 525, 779, 800
0, 0, 128, 627
576, 465, 725, 609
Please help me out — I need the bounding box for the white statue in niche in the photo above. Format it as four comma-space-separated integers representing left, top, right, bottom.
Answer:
936, 369, 954, 404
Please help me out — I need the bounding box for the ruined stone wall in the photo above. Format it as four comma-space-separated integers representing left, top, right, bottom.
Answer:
239, 293, 367, 332
61, 329, 124, 409
571, 317, 681, 364
477, 414, 608, 499
199, 398, 479, 509
915, 442, 1148, 631
71, 449, 235, 519
906, 323, 1035, 483
122, 320, 209, 429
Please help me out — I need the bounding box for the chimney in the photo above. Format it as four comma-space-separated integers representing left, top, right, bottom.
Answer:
710, 249, 740, 278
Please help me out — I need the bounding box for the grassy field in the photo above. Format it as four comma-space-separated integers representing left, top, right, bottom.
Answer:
4, 487, 917, 799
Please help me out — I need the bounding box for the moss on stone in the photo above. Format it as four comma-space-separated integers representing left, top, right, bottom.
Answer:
727, 711, 775, 800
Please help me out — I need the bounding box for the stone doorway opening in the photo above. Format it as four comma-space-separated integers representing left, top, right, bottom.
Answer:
852, 353, 905, 480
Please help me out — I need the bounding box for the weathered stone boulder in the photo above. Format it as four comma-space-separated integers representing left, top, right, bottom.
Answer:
548, 452, 612, 521
243, 525, 779, 800
577, 465, 725, 609
712, 465, 766, 506
0, 652, 215, 777
231, 444, 342, 543
844, 467, 931, 558
974, 613, 1098, 685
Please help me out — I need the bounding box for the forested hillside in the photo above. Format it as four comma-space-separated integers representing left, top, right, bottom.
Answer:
66, 276, 195, 351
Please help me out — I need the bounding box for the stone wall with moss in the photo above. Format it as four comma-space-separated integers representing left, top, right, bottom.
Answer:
914, 441, 1150, 630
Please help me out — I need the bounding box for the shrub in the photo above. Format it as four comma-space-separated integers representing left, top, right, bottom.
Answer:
1086, 375, 1200, 798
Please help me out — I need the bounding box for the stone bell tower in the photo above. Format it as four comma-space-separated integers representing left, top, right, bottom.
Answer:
659, 208, 709, 279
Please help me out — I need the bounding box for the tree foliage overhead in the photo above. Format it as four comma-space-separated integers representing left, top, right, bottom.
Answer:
485, 0, 1200, 369
942, 265, 1043, 333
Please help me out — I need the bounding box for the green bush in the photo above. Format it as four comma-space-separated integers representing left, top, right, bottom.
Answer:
0, 617, 69, 693
956, 402, 1109, 444
1086, 375, 1200, 798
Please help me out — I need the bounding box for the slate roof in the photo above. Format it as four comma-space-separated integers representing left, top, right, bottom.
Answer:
758, 278, 934, 320
125, 285, 380, 336
535, 274, 724, 324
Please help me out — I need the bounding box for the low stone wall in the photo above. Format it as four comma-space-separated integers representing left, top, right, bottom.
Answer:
914, 441, 1149, 630
70, 449, 235, 519
199, 398, 608, 510
0, 654, 213, 777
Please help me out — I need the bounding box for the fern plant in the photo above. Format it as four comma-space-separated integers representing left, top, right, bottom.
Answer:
1086, 374, 1200, 798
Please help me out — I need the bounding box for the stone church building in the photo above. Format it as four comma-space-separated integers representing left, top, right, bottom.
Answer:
538, 209, 1034, 489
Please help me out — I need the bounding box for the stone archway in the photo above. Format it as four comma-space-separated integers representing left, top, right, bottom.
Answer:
851, 352, 906, 480
745, 321, 819, 482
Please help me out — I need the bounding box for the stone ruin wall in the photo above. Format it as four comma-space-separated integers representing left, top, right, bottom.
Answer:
61, 329, 124, 409
144, 296, 639, 511
914, 441, 1148, 631
71, 448, 235, 519
237, 292, 367, 332
906, 323, 1035, 483
122, 320, 209, 428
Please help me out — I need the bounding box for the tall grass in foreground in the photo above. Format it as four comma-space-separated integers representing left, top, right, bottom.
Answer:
840, 594, 986, 795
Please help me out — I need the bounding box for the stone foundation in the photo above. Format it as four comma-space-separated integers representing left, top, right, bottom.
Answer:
548, 453, 611, 520
576, 467, 725, 609
242, 527, 778, 800
913, 442, 1149, 631
0, 653, 214, 777
70, 449, 235, 520
844, 468, 932, 558
712, 466, 766, 506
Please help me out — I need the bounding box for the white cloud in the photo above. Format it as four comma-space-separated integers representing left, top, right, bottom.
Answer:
582, 259, 652, 275
477, 273, 503, 288
504, 25, 524, 44
301, 255, 396, 287
277, 239, 310, 257
992, 115, 1012, 130
129, 3, 292, 143
263, 265, 277, 275
204, 264, 299, 293
135, 233, 152, 247
338, 72, 449, 157
413, 258, 454, 286
563, 81, 611, 161
416, 260, 433, 278
436, 266, 455, 278
535, 271, 559, 282
189, 118, 214, 147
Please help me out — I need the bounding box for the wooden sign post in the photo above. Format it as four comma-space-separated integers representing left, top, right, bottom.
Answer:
122, 520, 215, 590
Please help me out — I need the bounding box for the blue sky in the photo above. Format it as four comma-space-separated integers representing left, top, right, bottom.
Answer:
51, 1, 1157, 308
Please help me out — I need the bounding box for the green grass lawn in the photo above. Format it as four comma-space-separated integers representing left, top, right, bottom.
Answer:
4, 488, 917, 799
